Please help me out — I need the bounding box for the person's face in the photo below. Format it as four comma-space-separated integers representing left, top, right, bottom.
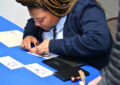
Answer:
28, 8, 60, 31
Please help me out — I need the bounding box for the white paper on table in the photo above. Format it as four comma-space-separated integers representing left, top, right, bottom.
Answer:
0, 56, 24, 70
27, 52, 58, 59
79, 81, 85, 85
25, 63, 54, 77
0, 30, 23, 47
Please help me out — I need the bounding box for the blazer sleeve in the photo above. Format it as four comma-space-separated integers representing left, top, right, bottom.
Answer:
49, 5, 113, 57
23, 18, 42, 40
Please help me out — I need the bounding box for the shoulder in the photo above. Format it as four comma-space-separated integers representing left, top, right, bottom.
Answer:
74, 0, 99, 8
67, 0, 105, 22
70, 0, 103, 14
27, 18, 34, 23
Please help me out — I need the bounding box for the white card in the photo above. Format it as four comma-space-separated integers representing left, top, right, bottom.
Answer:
0, 56, 24, 70
0, 30, 23, 47
79, 81, 85, 85
25, 63, 53, 77
27, 52, 58, 59
0, 57, 2, 62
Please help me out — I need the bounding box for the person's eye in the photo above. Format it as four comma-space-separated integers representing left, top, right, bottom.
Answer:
38, 19, 44, 23
39, 19, 43, 22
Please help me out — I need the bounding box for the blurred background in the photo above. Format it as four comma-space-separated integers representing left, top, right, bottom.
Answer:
0, 0, 119, 29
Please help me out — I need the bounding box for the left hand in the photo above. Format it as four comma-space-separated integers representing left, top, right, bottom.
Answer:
36, 40, 50, 54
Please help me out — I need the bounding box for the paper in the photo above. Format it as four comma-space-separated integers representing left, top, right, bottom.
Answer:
27, 52, 58, 59
79, 81, 85, 85
0, 30, 23, 47
0, 56, 24, 70
25, 63, 53, 77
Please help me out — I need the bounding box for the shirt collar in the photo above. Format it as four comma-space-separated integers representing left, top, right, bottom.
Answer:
56, 15, 67, 33
49, 15, 67, 34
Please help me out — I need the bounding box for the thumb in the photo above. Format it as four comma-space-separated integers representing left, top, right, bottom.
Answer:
31, 38, 38, 46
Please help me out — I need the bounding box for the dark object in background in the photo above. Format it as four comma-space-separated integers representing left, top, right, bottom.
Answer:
42, 56, 85, 71
97, 2, 120, 85
54, 67, 89, 81
42, 56, 89, 81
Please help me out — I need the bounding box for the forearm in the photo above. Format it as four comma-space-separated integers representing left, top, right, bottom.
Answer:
49, 33, 112, 57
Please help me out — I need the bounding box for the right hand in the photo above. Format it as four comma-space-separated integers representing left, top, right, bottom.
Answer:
21, 36, 37, 50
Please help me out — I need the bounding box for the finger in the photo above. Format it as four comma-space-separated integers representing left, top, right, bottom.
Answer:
23, 41, 28, 50
34, 41, 37, 47
37, 49, 45, 55
26, 40, 32, 50
30, 47, 37, 53
35, 42, 40, 47
36, 45, 43, 54
31, 38, 38, 46
21, 41, 26, 50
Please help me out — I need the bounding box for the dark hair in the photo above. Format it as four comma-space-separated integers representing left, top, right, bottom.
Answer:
16, 0, 78, 17
27, 3, 48, 11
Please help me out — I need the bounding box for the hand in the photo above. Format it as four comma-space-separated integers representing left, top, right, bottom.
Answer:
29, 47, 37, 53
36, 40, 50, 54
21, 36, 37, 50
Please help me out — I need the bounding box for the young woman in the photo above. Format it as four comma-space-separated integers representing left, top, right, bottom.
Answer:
16, 0, 113, 70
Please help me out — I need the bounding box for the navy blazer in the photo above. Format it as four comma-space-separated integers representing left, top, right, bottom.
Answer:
23, 0, 113, 70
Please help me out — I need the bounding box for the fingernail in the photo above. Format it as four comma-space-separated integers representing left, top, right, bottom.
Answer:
36, 42, 40, 46
35, 50, 37, 54
29, 49, 32, 52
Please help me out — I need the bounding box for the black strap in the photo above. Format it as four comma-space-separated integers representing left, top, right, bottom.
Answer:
53, 27, 56, 40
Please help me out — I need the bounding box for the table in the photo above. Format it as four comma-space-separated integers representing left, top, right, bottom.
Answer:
0, 16, 100, 85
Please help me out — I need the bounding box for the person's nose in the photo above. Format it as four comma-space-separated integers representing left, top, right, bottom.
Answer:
35, 20, 41, 27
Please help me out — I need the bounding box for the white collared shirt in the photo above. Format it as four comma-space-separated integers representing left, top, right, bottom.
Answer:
42, 16, 67, 40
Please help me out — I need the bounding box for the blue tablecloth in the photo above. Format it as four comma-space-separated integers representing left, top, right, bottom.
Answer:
0, 16, 100, 85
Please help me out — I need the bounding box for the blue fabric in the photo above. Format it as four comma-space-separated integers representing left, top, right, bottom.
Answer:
0, 16, 23, 32
23, 0, 113, 70
42, 16, 67, 39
